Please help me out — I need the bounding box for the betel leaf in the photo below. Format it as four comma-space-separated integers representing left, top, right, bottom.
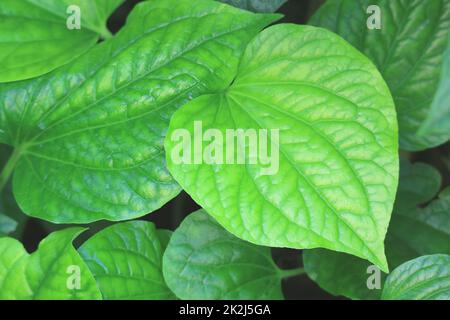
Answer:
303, 248, 385, 300
0, 213, 17, 236
165, 24, 398, 271
0, 0, 124, 82
419, 34, 450, 141
218, 0, 286, 12
163, 210, 292, 300
382, 254, 450, 300
303, 159, 447, 300
0, 228, 101, 300
309, 0, 450, 151
0, 0, 280, 223
79, 221, 173, 300
388, 187, 450, 265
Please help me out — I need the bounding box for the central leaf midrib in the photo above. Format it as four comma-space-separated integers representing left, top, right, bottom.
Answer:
225, 91, 382, 265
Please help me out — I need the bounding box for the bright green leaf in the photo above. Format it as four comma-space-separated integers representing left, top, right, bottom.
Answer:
382, 254, 450, 300
79, 221, 173, 300
165, 24, 399, 271
218, 0, 286, 12
0, 0, 279, 223
0, 228, 101, 300
0, 0, 124, 82
163, 210, 286, 299
419, 34, 450, 141
309, 0, 450, 151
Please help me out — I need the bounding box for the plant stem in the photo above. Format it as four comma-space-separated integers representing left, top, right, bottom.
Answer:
0, 148, 21, 193
279, 267, 305, 279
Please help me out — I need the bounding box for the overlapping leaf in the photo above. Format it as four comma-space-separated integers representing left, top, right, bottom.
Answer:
163, 210, 286, 299
0, 0, 124, 82
310, 0, 450, 150
0, 0, 279, 223
382, 254, 450, 300
0, 228, 101, 299
219, 0, 286, 12
304, 159, 448, 299
165, 24, 399, 271
79, 221, 173, 300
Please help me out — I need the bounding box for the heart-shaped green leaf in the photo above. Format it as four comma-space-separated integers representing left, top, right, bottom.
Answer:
163, 210, 292, 299
0, 0, 279, 223
218, 0, 286, 12
79, 221, 173, 300
0, 0, 124, 82
309, 0, 450, 151
165, 24, 399, 271
0, 228, 101, 299
382, 254, 450, 300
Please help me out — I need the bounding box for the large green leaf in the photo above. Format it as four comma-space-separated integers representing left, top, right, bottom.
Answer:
0, 0, 279, 223
0, 0, 124, 82
382, 254, 450, 300
304, 159, 447, 299
79, 221, 173, 300
0, 228, 101, 299
165, 24, 398, 271
218, 0, 286, 12
163, 210, 291, 299
309, 0, 450, 151
419, 35, 450, 141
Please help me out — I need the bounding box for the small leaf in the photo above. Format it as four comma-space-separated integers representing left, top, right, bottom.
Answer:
0, 0, 279, 223
165, 24, 399, 271
310, 0, 450, 151
419, 34, 450, 141
0, 228, 101, 300
79, 221, 173, 300
382, 254, 450, 300
303, 249, 385, 300
163, 210, 284, 300
218, 0, 286, 12
0, 0, 124, 82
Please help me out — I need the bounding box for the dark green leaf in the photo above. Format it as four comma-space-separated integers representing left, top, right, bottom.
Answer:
218, 0, 286, 12
310, 0, 450, 150
163, 210, 286, 299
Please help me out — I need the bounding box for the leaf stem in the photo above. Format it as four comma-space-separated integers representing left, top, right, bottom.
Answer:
0, 148, 21, 193
279, 267, 305, 279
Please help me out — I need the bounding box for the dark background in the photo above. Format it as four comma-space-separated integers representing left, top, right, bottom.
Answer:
2, 0, 449, 300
